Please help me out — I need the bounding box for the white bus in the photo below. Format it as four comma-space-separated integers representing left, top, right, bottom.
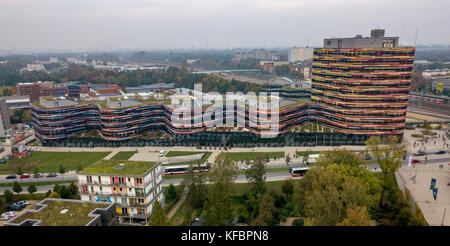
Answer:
290, 167, 311, 177
164, 163, 210, 175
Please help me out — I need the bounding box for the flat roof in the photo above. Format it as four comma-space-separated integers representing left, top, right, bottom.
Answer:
80, 159, 158, 176
7, 199, 110, 226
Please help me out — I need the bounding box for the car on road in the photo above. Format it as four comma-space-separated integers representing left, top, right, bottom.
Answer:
435, 150, 446, 155
6, 175, 17, 179
20, 174, 31, 179
47, 173, 57, 177
159, 150, 165, 157
414, 150, 426, 156
31, 147, 40, 151
411, 159, 421, 163
362, 155, 372, 160
240, 165, 251, 170
33, 173, 44, 178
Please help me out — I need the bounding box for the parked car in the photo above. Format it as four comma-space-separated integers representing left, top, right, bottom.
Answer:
0, 211, 16, 220
362, 155, 372, 160
47, 173, 57, 177
414, 150, 426, 156
435, 150, 446, 155
33, 173, 44, 178
8, 203, 25, 211
16, 200, 30, 206
20, 174, 31, 179
6, 175, 17, 179
411, 159, 421, 163
0, 159, 6, 164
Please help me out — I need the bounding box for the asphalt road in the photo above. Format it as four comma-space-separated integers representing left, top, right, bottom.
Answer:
0, 174, 77, 184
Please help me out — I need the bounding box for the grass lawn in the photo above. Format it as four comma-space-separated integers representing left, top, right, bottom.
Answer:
0, 151, 111, 175
165, 151, 204, 157
225, 152, 284, 161
110, 151, 136, 160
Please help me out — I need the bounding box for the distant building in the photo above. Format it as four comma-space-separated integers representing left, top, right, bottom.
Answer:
234, 49, 280, 62
324, 28, 399, 48
288, 48, 314, 63
17, 81, 66, 102
125, 83, 174, 93
0, 96, 30, 112
0, 99, 11, 137
20, 64, 46, 72
5, 198, 117, 226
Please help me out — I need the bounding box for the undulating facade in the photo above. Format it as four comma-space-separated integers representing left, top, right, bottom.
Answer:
311, 47, 415, 135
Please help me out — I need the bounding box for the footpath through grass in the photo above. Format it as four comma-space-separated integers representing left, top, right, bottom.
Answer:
0, 151, 111, 175
110, 151, 136, 160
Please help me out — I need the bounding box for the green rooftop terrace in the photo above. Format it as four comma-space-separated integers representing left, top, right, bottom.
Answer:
80, 159, 158, 176
11, 199, 110, 226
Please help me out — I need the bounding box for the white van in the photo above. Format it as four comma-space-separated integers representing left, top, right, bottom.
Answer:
306, 154, 320, 165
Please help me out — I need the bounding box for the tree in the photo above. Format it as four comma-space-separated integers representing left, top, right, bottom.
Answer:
16, 166, 24, 176
59, 164, 66, 181
251, 192, 275, 226
365, 136, 406, 208
317, 149, 364, 167
166, 184, 177, 201
12, 181, 22, 194
245, 157, 266, 198
285, 154, 291, 167
281, 180, 294, 200
3, 190, 14, 204
294, 168, 372, 226
0, 197, 6, 214
184, 163, 208, 209
27, 184, 37, 194
204, 154, 237, 226
149, 200, 169, 226
48, 192, 60, 198
337, 207, 373, 226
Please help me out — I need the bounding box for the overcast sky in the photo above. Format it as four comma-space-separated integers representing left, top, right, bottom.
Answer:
0, 0, 449, 51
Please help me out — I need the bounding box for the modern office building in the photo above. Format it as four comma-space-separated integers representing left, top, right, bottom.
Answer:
312, 29, 415, 135
78, 159, 164, 224
5, 198, 117, 226
31, 30, 415, 144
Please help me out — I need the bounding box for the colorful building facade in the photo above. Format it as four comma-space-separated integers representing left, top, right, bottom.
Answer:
311, 47, 415, 135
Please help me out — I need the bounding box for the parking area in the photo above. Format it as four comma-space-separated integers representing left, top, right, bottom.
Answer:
0, 200, 38, 226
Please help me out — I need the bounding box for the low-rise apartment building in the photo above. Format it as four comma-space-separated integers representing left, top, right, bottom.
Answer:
78, 159, 164, 224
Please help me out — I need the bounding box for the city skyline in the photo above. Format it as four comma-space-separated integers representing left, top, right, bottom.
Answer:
1, 0, 449, 51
